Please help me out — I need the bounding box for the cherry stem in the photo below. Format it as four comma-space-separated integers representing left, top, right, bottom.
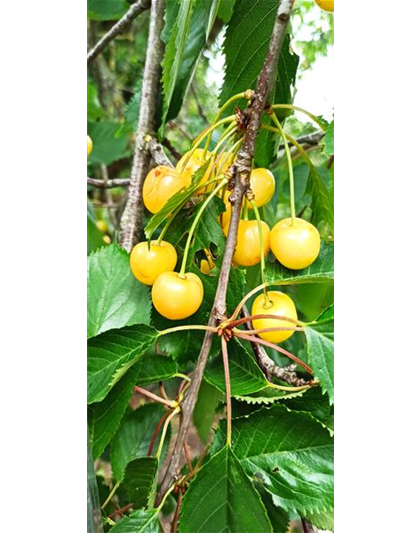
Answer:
236, 326, 304, 335
158, 325, 218, 336
133, 385, 175, 409
156, 407, 181, 460
251, 200, 269, 303
203, 90, 252, 156
270, 104, 327, 131
231, 282, 268, 321
101, 482, 120, 510
221, 337, 232, 446
148, 409, 172, 456
183, 442, 194, 473
269, 382, 314, 392
235, 331, 313, 374
270, 113, 296, 223
181, 116, 236, 174
228, 313, 301, 329
180, 178, 228, 276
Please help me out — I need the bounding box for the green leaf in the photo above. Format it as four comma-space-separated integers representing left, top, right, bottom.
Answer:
144, 160, 211, 239
87, 83, 104, 121
179, 446, 273, 533
217, 0, 235, 23
89, 360, 143, 459
193, 381, 222, 444
111, 404, 169, 482
305, 311, 334, 404
260, 490, 290, 533
235, 386, 307, 405
220, 0, 299, 166
123, 457, 158, 509
322, 120, 334, 155
87, 243, 151, 338
109, 509, 159, 533
159, 0, 220, 131
87, 121, 131, 165
163, 0, 220, 124
87, 324, 158, 404
87, 209, 107, 255
137, 355, 179, 386
227, 405, 334, 515
306, 165, 334, 235
265, 242, 334, 285
88, 0, 129, 21
304, 508, 334, 531
205, 339, 267, 396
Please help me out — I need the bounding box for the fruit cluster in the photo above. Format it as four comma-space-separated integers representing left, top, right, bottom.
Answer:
128, 122, 321, 342
89, 94, 324, 345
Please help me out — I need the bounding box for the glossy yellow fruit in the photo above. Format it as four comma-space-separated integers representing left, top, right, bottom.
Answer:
220, 195, 232, 229
96, 220, 107, 233
315, 0, 420, 12
143, 166, 187, 214
247, 168, 276, 209
130, 240, 177, 286
270, 217, 321, 270
87, 135, 93, 156
224, 220, 270, 267
176, 148, 212, 191
152, 271, 204, 320
200, 249, 215, 275
252, 291, 298, 343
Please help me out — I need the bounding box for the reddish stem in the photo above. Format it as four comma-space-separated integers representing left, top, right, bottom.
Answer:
221, 337, 232, 445
148, 409, 172, 456
235, 332, 313, 375
133, 385, 174, 408
183, 442, 194, 473
108, 502, 134, 520
170, 488, 184, 533
227, 313, 299, 329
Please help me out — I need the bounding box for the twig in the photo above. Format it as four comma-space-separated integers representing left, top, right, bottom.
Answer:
278, 130, 324, 150
148, 137, 174, 168
87, 177, 131, 188
162, 137, 182, 161
108, 502, 134, 520
156, 0, 296, 504
119, 0, 166, 251
87, 0, 151, 65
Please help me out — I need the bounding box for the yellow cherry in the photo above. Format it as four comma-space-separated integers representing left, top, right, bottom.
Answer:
130, 240, 177, 286
224, 219, 270, 267
314, 0, 334, 12
176, 148, 212, 192
152, 271, 204, 320
251, 291, 298, 343
270, 217, 321, 270
143, 166, 188, 214
247, 168, 276, 209
200, 249, 215, 275
87, 135, 93, 156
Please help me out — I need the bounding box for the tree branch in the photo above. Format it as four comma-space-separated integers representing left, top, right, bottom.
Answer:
87, 0, 151, 65
278, 129, 325, 150
148, 138, 174, 168
118, 0, 166, 252
156, 0, 295, 503
87, 177, 131, 188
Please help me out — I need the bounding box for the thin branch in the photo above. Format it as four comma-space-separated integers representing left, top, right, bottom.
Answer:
156, 0, 296, 504
162, 137, 182, 161
87, 0, 151, 65
278, 129, 325, 150
87, 177, 131, 188
148, 137, 174, 168
118, 0, 166, 251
